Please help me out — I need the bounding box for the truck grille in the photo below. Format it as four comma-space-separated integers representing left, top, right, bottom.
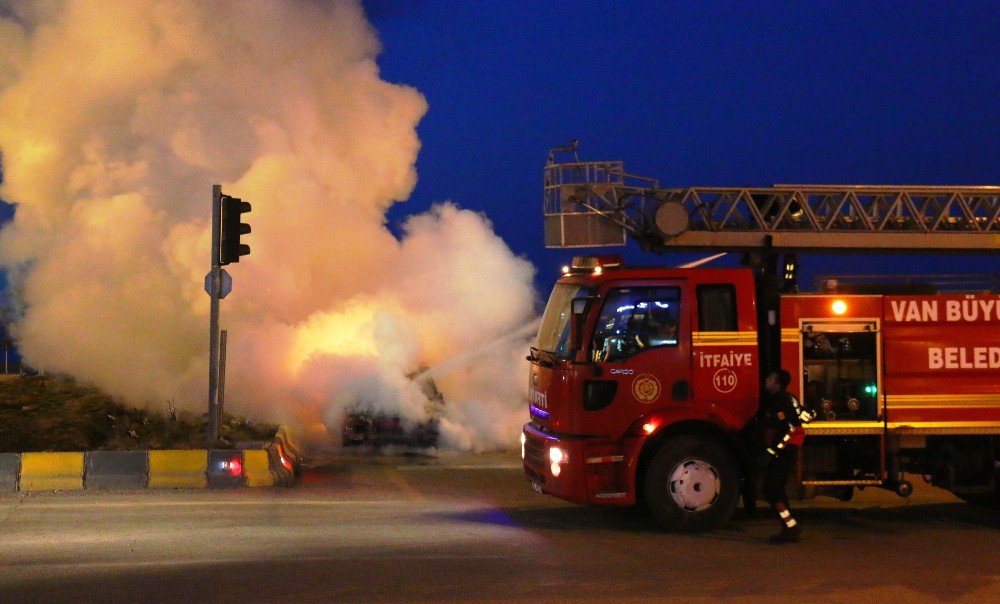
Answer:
524, 466, 545, 484
523, 430, 548, 473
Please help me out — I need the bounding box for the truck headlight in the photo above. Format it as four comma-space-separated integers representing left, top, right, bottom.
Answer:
549, 446, 567, 477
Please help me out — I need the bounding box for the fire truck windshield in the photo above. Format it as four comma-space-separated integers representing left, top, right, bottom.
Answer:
536, 284, 595, 359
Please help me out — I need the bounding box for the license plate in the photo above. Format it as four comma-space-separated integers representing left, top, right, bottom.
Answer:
531, 481, 543, 494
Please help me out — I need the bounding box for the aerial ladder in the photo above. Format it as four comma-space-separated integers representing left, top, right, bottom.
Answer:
544, 140, 1000, 254
543, 140, 1000, 374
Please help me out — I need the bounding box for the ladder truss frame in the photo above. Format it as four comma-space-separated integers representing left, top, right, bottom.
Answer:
544, 158, 1000, 252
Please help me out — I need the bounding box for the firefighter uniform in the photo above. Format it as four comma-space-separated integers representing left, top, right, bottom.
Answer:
757, 371, 814, 543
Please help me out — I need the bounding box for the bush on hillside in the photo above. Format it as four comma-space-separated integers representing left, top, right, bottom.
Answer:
0, 375, 276, 452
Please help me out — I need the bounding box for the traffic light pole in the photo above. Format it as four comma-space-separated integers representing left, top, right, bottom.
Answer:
208, 184, 222, 442
207, 185, 250, 443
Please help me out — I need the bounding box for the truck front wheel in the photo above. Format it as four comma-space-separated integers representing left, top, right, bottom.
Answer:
643, 435, 739, 532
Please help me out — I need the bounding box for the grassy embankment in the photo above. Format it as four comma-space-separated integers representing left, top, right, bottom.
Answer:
0, 375, 275, 453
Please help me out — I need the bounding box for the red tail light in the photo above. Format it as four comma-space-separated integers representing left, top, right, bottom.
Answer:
226, 457, 242, 477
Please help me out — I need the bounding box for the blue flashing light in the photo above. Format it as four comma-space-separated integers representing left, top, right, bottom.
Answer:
529, 404, 551, 419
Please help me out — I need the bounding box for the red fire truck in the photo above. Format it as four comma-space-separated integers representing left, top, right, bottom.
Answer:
522, 144, 1000, 531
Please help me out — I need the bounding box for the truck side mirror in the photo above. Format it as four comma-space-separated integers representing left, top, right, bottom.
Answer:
568, 298, 589, 351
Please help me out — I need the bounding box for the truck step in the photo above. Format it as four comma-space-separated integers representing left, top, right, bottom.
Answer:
594, 491, 628, 499
801, 479, 882, 487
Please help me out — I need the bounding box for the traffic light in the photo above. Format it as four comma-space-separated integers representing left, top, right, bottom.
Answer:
219, 194, 251, 265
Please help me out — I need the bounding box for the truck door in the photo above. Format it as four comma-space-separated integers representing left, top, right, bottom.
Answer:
581, 283, 690, 436
798, 319, 884, 488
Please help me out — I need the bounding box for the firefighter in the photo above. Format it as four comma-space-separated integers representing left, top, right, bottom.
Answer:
756, 368, 814, 543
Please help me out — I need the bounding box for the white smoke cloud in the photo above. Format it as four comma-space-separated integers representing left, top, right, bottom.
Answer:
0, 0, 537, 451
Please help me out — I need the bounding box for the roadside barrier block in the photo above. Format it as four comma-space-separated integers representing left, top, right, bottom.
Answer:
267, 441, 296, 487
207, 450, 246, 488
9, 445, 292, 491
20, 452, 84, 491
275, 426, 302, 472
0, 453, 20, 490
148, 450, 207, 488
85, 451, 148, 489
243, 449, 274, 487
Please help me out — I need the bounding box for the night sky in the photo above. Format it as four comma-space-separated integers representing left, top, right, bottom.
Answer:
367, 1, 999, 293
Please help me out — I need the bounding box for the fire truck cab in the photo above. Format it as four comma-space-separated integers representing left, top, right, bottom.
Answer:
524, 256, 761, 530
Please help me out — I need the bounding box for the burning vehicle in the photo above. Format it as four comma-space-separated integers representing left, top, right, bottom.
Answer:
340, 370, 444, 450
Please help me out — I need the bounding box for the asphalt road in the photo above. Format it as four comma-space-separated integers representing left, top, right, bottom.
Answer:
1, 450, 998, 603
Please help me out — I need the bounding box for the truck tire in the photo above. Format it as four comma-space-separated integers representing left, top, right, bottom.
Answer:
644, 435, 739, 532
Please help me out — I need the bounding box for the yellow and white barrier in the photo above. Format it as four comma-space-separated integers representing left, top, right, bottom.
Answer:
242, 449, 275, 487
20, 452, 85, 491
148, 450, 209, 489
1, 430, 300, 491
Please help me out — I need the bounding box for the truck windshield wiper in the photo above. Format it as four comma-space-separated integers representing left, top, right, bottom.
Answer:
527, 347, 555, 367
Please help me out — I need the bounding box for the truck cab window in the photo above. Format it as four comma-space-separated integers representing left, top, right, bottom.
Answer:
697, 284, 737, 332
591, 287, 681, 362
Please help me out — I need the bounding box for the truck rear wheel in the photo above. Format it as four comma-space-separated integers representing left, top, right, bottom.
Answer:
643, 435, 739, 532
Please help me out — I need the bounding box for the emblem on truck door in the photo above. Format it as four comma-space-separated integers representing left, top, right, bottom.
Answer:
632, 374, 661, 403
